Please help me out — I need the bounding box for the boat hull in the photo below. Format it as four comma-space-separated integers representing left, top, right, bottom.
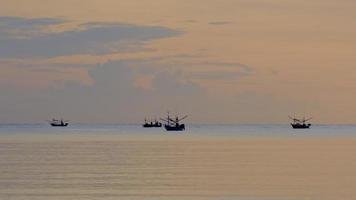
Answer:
291, 124, 311, 129
164, 124, 185, 131
50, 123, 68, 127
143, 124, 162, 128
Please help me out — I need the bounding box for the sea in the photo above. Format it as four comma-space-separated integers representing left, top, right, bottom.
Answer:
1, 124, 356, 200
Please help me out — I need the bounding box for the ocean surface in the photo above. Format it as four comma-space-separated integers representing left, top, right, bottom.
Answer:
1, 124, 356, 138
1, 124, 356, 200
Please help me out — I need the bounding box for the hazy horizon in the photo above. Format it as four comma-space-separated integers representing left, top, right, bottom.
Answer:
1, 0, 356, 124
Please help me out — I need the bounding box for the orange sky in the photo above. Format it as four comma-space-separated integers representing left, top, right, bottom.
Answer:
0, 0, 356, 123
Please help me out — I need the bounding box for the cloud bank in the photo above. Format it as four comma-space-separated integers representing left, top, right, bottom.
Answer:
0, 59, 205, 123
0, 16, 180, 58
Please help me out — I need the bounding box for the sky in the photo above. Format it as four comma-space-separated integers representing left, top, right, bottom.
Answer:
1, 0, 356, 124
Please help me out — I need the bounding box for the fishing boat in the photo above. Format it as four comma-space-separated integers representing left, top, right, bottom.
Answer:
161, 112, 187, 131
142, 118, 162, 128
48, 118, 69, 127
289, 116, 312, 129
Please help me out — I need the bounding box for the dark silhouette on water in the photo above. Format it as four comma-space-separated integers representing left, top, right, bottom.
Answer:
142, 118, 162, 128
161, 112, 187, 131
48, 118, 69, 127
289, 116, 311, 129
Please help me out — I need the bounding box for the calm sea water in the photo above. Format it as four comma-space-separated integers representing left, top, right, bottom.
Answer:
1, 124, 356, 138
1, 124, 356, 200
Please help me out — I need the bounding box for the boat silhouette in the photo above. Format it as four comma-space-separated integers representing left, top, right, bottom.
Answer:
48, 118, 69, 127
161, 112, 187, 131
289, 116, 312, 129
142, 118, 162, 128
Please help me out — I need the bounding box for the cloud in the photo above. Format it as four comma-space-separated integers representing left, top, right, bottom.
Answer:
132, 58, 254, 81
0, 16, 181, 58
0, 16, 67, 34
152, 70, 202, 96
184, 20, 198, 23
0, 59, 205, 123
190, 70, 247, 80
190, 61, 253, 80
0, 55, 295, 124
203, 61, 251, 68
208, 21, 233, 26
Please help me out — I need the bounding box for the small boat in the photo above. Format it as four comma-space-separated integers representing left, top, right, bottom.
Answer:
289, 116, 312, 129
48, 118, 69, 127
161, 112, 187, 131
164, 124, 185, 131
142, 118, 162, 128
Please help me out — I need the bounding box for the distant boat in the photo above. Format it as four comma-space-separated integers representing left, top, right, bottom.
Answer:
48, 118, 69, 127
161, 112, 187, 131
289, 116, 311, 129
142, 118, 162, 128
